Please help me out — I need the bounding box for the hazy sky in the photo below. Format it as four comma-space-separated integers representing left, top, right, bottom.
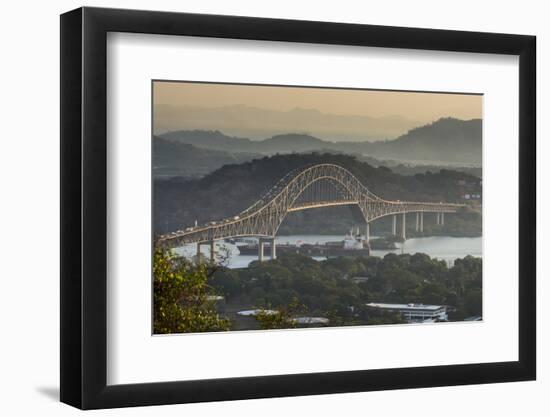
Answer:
154, 81, 481, 121
153, 81, 482, 141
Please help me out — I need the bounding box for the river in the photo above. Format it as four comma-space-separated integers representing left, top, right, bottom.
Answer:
173, 234, 482, 269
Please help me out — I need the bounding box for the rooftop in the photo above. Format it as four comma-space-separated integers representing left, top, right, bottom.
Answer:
291, 317, 329, 324
366, 302, 445, 311
237, 309, 278, 317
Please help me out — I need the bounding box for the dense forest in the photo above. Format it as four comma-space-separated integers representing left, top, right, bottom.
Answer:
210, 252, 482, 328
154, 152, 482, 236
153, 249, 482, 333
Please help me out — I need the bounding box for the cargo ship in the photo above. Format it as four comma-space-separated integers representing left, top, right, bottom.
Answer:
233, 229, 371, 257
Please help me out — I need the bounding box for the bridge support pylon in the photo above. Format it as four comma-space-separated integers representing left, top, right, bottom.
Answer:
415, 212, 420, 232
392, 215, 397, 236
258, 238, 277, 262
401, 213, 406, 240
209, 240, 215, 262
258, 239, 265, 262
441, 212, 445, 226
269, 238, 276, 260
196, 241, 212, 264
420, 211, 424, 232
365, 223, 370, 243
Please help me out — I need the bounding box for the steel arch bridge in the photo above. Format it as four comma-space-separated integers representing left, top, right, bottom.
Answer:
157, 163, 465, 249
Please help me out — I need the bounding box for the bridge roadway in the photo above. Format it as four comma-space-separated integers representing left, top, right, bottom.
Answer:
157, 163, 465, 261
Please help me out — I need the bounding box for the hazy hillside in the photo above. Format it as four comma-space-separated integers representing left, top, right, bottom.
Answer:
160, 130, 254, 153
154, 104, 419, 141
368, 118, 482, 164
255, 133, 335, 153
154, 134, 481, 179
153, 137, 260, 178
159, 117, 482, 165
154, 153, 481, 235
160, 131, 337, 155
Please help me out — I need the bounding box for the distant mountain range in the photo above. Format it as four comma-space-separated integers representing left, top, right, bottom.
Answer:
153, 137, 261, 178
157, 117, 482, 168
154, 104, 420, 141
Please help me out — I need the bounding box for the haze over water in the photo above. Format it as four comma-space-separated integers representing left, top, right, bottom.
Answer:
174, 235, 482, 269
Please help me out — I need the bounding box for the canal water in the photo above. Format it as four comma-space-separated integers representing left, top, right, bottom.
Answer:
173, 235, 482, 269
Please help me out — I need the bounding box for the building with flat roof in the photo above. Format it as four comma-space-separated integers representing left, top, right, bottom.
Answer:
291, 317, 330, 326
366, 302, 448, 323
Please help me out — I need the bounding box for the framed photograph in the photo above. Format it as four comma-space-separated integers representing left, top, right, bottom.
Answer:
60, 6, 536, 409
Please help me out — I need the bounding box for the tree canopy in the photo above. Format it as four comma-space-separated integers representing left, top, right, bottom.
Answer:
153, 249, 230, 334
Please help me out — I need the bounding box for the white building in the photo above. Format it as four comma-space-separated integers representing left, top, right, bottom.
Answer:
237, 309, 278, 317
291, 317, 330, 325
366, 302, 448, 323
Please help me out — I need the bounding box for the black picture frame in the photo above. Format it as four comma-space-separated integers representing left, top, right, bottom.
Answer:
60, 6, 536, 410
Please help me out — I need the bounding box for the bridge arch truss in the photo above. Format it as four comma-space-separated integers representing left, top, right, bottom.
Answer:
158, 164, 464, 248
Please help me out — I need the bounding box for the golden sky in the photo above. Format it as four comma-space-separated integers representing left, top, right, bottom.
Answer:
154, 81, 482, 122
153, 81, 482, 141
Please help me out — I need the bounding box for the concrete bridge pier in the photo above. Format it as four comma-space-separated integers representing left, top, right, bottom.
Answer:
258, 239, 265, 262
258, 238, 277, 262
401, 213, 406, 240
196, 241, 215, 263
415, 212, 420, 232
392, 215, 397, 236
269, 238, 277, 260
441, 212, 445, 226
420, 211, 424, 232
365, 223, 370, 243
209, 240, 215, 262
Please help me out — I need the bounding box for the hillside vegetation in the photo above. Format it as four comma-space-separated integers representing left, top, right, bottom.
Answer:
154, 153, 481, 236
212, 253, 482, 326
367, 118, 482, 164
153, 136, 260, 178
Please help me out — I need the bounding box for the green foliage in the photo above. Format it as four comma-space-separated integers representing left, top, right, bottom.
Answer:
212, 253, 482, 326
254, 298, 304, 330
153, 248, 230, 334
